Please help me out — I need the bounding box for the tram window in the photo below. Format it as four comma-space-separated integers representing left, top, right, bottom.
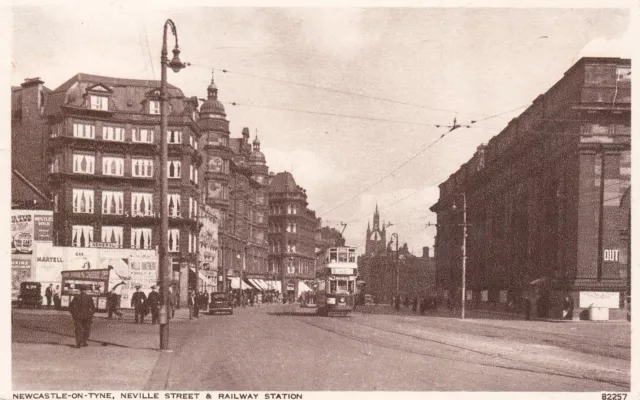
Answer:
348, 253, 356, 263
338, 252, 348, 262
330, 280, 337, 293
337, 280, 348, 293
330, 250, 337, 262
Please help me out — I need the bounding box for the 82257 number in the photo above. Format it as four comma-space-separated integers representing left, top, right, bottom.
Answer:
602, 394, 627, 400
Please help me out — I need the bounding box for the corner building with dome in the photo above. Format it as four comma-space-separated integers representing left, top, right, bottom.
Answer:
198, 75, 270, 291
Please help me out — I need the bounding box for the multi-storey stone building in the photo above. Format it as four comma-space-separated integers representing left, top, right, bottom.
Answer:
12, 73, 204, 304
198, 77, 269, 291
430, 57, 631, 320
268, 172, 320, 300
12, 78, 53, 208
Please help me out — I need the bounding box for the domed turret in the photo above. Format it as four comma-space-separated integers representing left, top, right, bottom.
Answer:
250, 131, 266, 165
200, 71, 226, 117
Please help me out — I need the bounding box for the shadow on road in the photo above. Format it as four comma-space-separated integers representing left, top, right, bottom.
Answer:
14, 324, 157, 351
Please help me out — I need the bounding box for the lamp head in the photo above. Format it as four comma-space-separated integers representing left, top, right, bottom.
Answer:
168, 47, 186, 73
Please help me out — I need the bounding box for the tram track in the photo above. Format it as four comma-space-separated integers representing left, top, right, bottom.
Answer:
294, 314, 629, 389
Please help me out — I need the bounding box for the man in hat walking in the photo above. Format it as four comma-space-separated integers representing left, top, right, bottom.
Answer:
147, 286, 161, 324
131, 285, 147, 324
69, 286, 95, 348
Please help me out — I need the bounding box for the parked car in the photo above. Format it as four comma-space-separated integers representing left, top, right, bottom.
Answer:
209, 292, 233, 315
18, 282, 43, 309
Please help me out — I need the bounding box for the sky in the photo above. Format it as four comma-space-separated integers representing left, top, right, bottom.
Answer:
10, 4, 635, 255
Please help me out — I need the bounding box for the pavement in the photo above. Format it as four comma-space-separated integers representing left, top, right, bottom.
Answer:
12, 306, 200, 390
11, 302, 631, 391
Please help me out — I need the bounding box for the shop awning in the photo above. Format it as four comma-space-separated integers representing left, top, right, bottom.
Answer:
263, 280, 281, 292
251, 279, 269, 291
190, 268, 215, 288
298, 280, 313, 293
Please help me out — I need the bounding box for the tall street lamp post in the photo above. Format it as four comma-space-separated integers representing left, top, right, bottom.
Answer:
453, 192, 467, 320
390, 233, 399, 310
159, 19, 187, 351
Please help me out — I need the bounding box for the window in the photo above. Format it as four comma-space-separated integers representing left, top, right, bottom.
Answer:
191, 199, 198, 220
72, 189, 94, 213
71, 225, 94, 247
617, 67, 631, 82
131, 228, 152, 249
101, 226, 123, 248
168, 161, 181, 179
72, 154, 95, 174
102, 191, 124, 215
53, 194, 59, 213
132, 159, 154, 178
102, 156, 124, 176
168, 194, 181, 217
102, 126, 124, 141
131, 192, 153, 216
189, 165, 199, 184
50, 157, 60, 173
168, 130, 182, 144
149, 100, 160, 115
188, 232, 197, 253
168, 229, 180, 252
73, 123, 95, 139
133, 128, 154, 143
90, 95, 109, 111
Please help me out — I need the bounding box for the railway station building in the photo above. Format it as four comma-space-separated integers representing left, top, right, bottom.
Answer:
430, 57, 631, 320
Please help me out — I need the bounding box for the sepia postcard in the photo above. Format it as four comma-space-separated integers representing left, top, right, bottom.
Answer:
4, 1, 637, 397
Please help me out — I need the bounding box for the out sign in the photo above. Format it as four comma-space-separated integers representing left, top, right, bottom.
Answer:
604, 249, 619, 262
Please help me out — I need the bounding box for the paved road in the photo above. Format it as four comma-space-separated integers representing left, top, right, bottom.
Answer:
163, 304, 629, 391
12, 304, 630, 391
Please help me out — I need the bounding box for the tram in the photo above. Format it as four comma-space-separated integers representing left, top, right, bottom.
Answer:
315, 246, 358, 317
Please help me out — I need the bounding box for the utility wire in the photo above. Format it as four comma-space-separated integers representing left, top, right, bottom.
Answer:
226, 101, 446, 128
191, 63, 487, 115
318, 128, 456, 218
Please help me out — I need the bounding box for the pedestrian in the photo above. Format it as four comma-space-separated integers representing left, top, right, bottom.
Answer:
562, 295, 574, 320
188, 290, 198, 319
53, 285, 61, 310
147, 286, 160, 324
69, 286, 95, 348
45, 284, 53, 308
131, 285, 147, 324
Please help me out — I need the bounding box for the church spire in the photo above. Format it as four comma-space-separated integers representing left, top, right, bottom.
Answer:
373, 202, 380, 230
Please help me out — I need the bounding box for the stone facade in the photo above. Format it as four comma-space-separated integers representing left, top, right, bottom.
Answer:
430, 57, 631, 319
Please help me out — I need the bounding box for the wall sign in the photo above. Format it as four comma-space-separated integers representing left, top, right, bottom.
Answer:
603, 249, 620, 263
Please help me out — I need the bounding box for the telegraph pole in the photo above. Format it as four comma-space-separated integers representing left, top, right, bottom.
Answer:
461, 192, 467, 320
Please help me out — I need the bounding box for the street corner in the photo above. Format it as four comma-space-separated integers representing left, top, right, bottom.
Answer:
12, 342, 160, 390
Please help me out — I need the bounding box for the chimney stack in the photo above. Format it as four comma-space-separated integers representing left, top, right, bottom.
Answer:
422, 246, 430, 259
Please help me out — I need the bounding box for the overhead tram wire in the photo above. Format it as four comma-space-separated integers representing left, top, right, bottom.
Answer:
190, 63, 473, 115
226, 101, 448, 128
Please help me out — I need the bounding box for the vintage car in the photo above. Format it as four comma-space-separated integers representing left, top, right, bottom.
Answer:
18, 282, 43, 308
209, 292, 233, 315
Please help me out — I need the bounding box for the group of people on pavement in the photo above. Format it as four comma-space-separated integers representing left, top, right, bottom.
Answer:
187, 290, 210, 319
44, 283, 62, 309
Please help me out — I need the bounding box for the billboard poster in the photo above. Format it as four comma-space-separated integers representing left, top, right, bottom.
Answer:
33, 214, 54, 242
11, 211, 34, 254
65, 247, 99, 270
34, 242, 65, 282
11, 255, 32, 299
